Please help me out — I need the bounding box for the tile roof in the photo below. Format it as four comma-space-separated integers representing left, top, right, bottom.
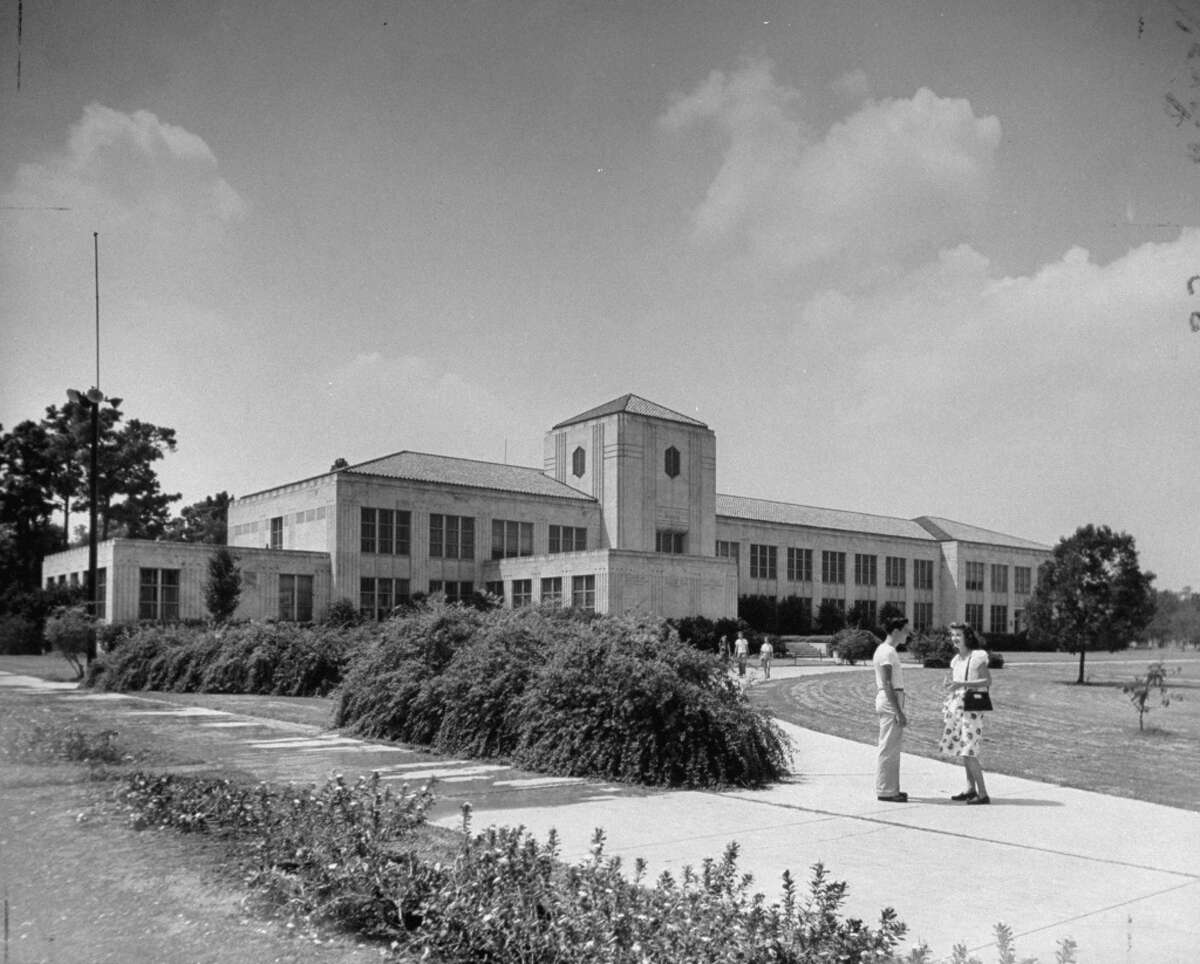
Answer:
914, 516, 1051, 551
716, 495, 936, 541
553, 394, 708, 430
345, 452, 594, 501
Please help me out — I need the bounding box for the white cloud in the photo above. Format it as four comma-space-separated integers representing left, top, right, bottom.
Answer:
831, 69, 871, 102
662, 61, 1001, 273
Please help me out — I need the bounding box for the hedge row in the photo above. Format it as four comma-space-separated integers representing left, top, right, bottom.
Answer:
335, 603, 790, 789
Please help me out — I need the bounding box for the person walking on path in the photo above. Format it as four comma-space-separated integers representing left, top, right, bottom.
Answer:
939, 622, 993, 805
718, 634, 731, 664
734, 631, 749, 678
759, 637, 774, 679
873, 616, 911, 802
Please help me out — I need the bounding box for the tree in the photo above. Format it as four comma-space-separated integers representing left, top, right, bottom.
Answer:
204, 547, 242, 623
1122, 662, 1177, 732
165, 491, 233, 544
1025, 524, 1157, 684
0, 420, 63, 591
330, 457, 350, 471
815, 599, 846, 635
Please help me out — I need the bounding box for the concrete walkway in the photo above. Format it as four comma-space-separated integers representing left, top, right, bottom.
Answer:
4, 668, 1198, 962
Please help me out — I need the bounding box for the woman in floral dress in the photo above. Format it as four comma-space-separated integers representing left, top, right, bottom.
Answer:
939, 622, 992, 804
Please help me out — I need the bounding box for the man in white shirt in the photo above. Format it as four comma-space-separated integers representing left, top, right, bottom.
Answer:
873, 617, 911, 802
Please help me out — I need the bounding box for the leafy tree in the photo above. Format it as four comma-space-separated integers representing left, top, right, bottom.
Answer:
203, 547, 242, 623
166, 491, 233, 544
1025, 524, 1157, 684
815, 599, 846, 635
1145, 589, 1200, 648
1122, 662, 1178, 731
777, 595, 813, 634
0, 420, 64, 591
43, 605, 94, 679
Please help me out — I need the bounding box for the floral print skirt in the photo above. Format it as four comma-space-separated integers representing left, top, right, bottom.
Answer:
939, 696, 984, 758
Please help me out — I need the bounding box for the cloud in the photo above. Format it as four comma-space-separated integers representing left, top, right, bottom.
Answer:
831, 69, 871, 102
662, 61, 1001, 274
5, 104, 246, 233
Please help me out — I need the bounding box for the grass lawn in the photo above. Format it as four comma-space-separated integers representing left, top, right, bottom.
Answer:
750, 650, 1200, 812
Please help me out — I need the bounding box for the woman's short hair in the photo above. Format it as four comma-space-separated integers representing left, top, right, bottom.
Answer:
948, 622, 983, 649
883, 616, 909, 634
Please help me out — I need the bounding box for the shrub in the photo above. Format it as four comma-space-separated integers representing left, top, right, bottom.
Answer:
831, 628, 877, 665
336, 602, 789, 789
910, 627, 955, 668
323, 596, 361, 627
0, 705, 127, 765
43, 605, 93, 678
0, 613, 42, 654
203, 547, 242, 623
988, 651, 1005, 669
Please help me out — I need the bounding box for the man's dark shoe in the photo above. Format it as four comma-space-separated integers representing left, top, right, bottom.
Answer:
876, 792, 909, 802
950, 790, 977, 801
966, 795, 991, 805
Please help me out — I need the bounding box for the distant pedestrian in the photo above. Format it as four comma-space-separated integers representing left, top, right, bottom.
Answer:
734, 630, 749, 677
940, 622, 992, 805
759, 637, 774, 679
873, 616, 911, 802
718, 634, 731, 663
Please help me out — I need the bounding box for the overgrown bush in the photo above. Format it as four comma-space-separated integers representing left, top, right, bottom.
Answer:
86, 621, 375, 696
43, 605, 93, 678
831, 628, 877, 665
0, 612, 42, 654
336, 602, 789, 789
909, 627, 955, 668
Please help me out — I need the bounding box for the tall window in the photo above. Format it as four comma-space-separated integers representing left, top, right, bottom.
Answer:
990, 604, 1008, 634
429, 514, 475, 559
851, 599, 878, 626
991, 564, 1009, 594
964, 602, 984, 633
361, 508, 411, 556
138, 568, 180, 621
572, 446, 586, 477
964, 561, 985, 592
279, 574, 314, 622
913, 559, 934, 591
360, 577, 410, 620
492, 519, 533, 559
269, 516, 283, 549
820, 597, 846, 613
787, 547, 812, 582
821, 551, 846, 585
541, 576, 563, 606
656, 530, 686, 554
484, 580, 504, 598
884, 556, 906, 588
512, 579, 533, 607
94, 567, 107, 620
854, 553, 877, 587
571, 574, 596, 612
716, 540, 740, 563
429, 580, 473, 602
913, 601, 933, 632
750, 544, 777, 580
664, 446, 681, 478
1014, 566, 1032, 595
549, 525, 587, 553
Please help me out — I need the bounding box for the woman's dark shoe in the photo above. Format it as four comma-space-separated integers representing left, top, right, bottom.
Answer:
950, 790, 977, 801
966, 795, 991, 805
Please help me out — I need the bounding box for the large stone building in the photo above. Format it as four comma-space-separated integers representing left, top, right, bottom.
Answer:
42, 394, 1050, 632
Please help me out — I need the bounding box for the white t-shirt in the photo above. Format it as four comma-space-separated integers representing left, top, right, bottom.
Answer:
873, 641, 904, 690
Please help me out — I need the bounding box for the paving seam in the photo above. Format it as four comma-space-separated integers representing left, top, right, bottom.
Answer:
712, 795, 1200, 881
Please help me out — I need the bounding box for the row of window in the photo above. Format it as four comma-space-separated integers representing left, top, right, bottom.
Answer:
962, 603, 1023, 635
136, 567, 315, 622
46, 569, 109, 619
359, 508, 588, 560
359, 574, 598, 617
740, 545, 935, 590
964, 562, 1033, 595
572, 445, 682, 479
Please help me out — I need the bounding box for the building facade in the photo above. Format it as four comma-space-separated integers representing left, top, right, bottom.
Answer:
42, 394, 1050, 631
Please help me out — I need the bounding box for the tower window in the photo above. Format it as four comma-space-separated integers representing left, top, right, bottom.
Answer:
572, 446, 585, 477
664, 446, 680, 478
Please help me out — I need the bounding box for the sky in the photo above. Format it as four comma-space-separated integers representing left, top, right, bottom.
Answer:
1, 0, 1198, 589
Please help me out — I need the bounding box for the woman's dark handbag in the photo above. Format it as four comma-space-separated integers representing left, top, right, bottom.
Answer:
963, 690, 993, 712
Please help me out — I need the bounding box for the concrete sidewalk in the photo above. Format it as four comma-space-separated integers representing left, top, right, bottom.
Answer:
5, 668, 1198, 962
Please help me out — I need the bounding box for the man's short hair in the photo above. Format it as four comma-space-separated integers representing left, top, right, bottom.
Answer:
884, 616, 909, 634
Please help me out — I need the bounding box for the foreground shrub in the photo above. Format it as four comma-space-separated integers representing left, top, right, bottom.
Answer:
909, 627, 955, 668
831, 627, 878, 665
43, 605, 94, 678
336, 602, 789, 788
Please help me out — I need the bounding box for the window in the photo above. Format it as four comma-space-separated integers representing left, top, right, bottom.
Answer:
664, 446, 680, 478
913, 559, 934, 591
820, 597, 846, 613
913, 601, 933, 632
279, 574, 314, 622
512, 579, 533, 607
787, 547, 813, 582
94, 567, 107, 620
541, 577, 563, 606
429, 580, 473, 602
571, 574, 596, 612
361, 508, 411, 556
991, 564, 1008, 594
1014, 566, 1032, 595
884, 556, 906, 588
492, 519, 533, 559
851, 599, 878, 626
430, 514, 475, 559
549, 525, 587, 553
964, 602, 984, 633
269, 516, 283, 549
572, 446, 585, 477
821, 551, 846, 585
1013, 609, 1024, 633
656, 530, 686, 554
138, 568, 180, 621
854, 553, 877, 587
360, 577, 410, 620
69, 571, 80, 587
484, 580, 504, 598
716, 540, 740, 563
965, 561, 985, 592
749, 544, 777, 580
990, 604, 1008, 634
